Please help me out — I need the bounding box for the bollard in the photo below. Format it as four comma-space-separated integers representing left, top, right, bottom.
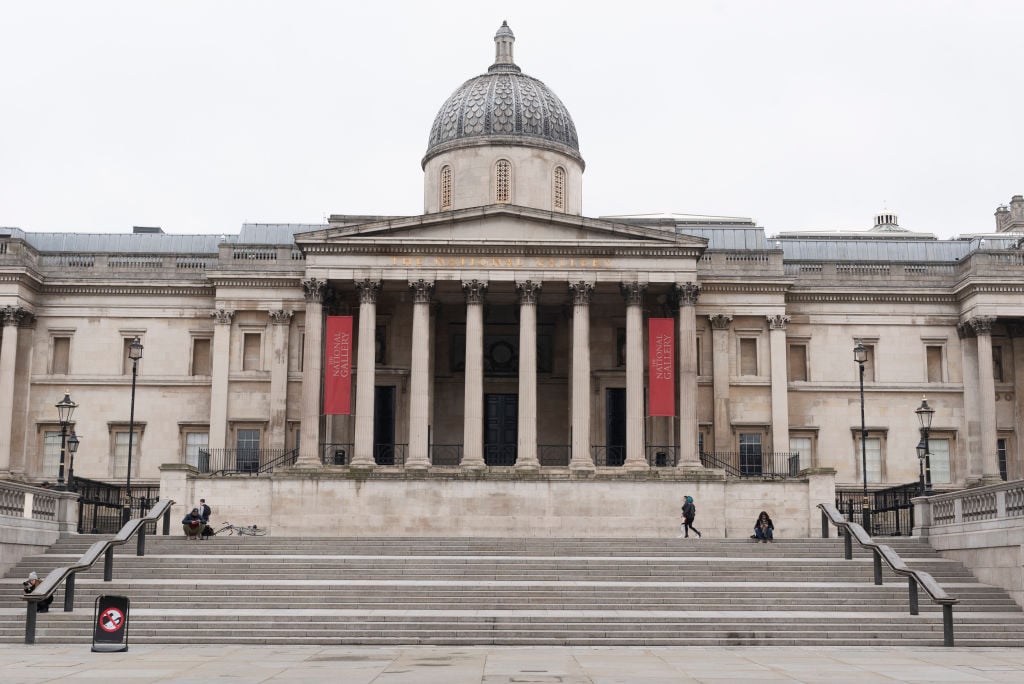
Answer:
843, 527, 852, 560
104, 547, 114, 582
163, 507, 171, 535
873, 549, 883, 585
943, 604, 954, 646
24, 602, 37, 645
821, 511, 829, 538
908, 577, 919, 615
137, 525, 146, 556
64, 574, 75, 611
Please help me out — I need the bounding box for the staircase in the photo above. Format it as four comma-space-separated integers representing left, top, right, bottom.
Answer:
3, 535, 1023, 646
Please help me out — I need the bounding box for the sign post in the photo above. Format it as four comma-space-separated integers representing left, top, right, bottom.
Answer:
91, 595, 130, 652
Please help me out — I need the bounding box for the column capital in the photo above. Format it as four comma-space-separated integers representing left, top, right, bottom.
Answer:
355, 279, 382, 305
211, 308, 234, 325
516, 280, 542, 305
619, 281, 647, 306
709, 313, 733, 330
1, 306, 32, 327
302, 277, 327, 302
462, 279, 488, 305
569, 280, 593, 306
672, 282, 701, 308
956, 321, 975, 339
969, 316, 996, 336
268, 309, 293, 325
409, 279, 435, 304
767, 314, 791, 330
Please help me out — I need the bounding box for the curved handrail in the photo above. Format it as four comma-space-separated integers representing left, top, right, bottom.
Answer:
21, 498, 175, 607
818, 502, 957, 605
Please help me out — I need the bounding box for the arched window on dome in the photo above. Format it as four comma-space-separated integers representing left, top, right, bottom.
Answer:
495, 159, 512, 204
552, 166, 566, 212
440, 165, 453, 211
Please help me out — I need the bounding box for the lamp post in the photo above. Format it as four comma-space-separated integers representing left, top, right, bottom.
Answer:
122, 337, 143, 525
54, 392, 78, 491
66, 430, 80, 491
915, 397, 935, 496
853, 342, 871, 534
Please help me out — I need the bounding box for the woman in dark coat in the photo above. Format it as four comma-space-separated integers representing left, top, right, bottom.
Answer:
754, 511, 774, 542
678, 495, 702, 538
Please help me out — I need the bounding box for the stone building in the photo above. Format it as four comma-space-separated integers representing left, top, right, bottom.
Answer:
0, 24, 1021, 530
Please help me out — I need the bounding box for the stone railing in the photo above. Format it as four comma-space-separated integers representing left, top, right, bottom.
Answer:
0, 481, 64, 522
783, 261, 956, 281
0, 481, 80, 577
923, 480, 1024, 527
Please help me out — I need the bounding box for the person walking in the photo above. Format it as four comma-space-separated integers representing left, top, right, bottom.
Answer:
198, 498, 215, 538
678, 495, 702, 538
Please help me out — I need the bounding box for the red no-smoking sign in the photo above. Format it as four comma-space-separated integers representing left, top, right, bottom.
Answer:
99, 607, 124, 632
92, 595, 130, 652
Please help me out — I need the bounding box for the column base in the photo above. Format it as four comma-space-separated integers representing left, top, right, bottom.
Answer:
569, 461, 596, 473
514, 461, 539, 473
404, 462, 430, 473
979, 474, 1006, 486
624, 460, 650, 473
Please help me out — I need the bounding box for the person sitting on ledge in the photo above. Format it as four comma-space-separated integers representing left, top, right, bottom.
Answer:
753, 511, 775, 543
182, 508, 206, 541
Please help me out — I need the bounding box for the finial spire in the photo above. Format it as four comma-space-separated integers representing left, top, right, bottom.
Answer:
490, 21, 520, 73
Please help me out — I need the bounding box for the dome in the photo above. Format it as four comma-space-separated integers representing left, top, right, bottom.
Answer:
423, 22, 582, 168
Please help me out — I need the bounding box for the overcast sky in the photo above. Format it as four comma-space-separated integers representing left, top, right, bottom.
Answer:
2, 1, 1021, 239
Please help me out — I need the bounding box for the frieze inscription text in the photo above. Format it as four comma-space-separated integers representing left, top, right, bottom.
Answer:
389, 256, 613, 268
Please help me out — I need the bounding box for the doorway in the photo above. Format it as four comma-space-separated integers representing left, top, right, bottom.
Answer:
484, 393, 518, 465
374, 386, 396, 465
605, 388, 626, 466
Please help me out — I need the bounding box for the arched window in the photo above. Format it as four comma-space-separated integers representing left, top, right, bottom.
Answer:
553, 166, 566, 212
440, 165, 452, 210
495, 159, 511, 203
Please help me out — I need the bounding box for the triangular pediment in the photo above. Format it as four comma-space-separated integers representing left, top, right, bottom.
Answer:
295, 205, 707, 251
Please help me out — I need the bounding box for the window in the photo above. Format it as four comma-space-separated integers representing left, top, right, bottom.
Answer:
739, 433, 762, 476
191, 338, 212, 376
790, 436, 813, 471
42, 430, 61, 480
236, 429, 261, 473
375, 324, 387, 364
929, 438, 951, 484
184, 431, 209, 470
861, 436, 882, 483
553, 166, 566, 211
113, 430, 141, 479
998, 438, 1008, 481
242, 333, 262, 371
51, 336, 70, 375
696, 337, 702, 375
495, 159, 511, 203
788, 343, 808, 381
440, 165, 452, 210
122, 338, 135, 375
993, 345, 1004, 382
861, 344, 876, 382
739, 338, 757, 376
698, 431, 705, 456
616, 328, 626, 367
926, 345, 943, 383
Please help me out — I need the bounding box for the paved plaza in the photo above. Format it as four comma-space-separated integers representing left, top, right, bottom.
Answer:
1, 645, 1024, 683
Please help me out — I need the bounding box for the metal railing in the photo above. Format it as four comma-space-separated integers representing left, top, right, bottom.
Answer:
318, 443, 407, 466
197, 448, 298, 475
700, 451, 801, 478
818, 502, 958, 646
322, 443, 354, 465
590, 445, 625, 467
538, 444, 570, 466
21, 499, 175, 644
429, 444, 463, 466
646, 445, 679, 467
73, 478, 159, 534
836, 484, 918, 536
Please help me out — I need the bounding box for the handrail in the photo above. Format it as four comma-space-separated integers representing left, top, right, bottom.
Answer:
818, 502, 958, 646
20, 498, 175, 644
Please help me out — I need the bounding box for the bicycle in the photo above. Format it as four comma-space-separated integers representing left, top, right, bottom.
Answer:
212, 522, 267, 537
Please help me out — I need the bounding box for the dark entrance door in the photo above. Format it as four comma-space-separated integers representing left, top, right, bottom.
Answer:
605, 388, 626, 466
374, 386, 396, 465
484, 393, 518, 465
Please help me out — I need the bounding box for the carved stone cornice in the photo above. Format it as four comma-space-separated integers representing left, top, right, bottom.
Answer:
302, 277, 327, 303
569, 281, 593, 306
268, 309, 293, 325
516, 280, 542, 305
462, 279, 488, 305
786, 292, 956, 304
956, 322, 975, 339
672, 282, 700, 307
619, 281, 647, 306
767, 314, 791, 330
968, 315, 996, 336
709, 314, 733, 330
41, 284, 214, 297
408, 279, 435, 305
211, 309, 234, 325
1, 306, 33, 327
355, 279, 381, 305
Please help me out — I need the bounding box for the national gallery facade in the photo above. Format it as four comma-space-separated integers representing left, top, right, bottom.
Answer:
1, 24, 1022, 524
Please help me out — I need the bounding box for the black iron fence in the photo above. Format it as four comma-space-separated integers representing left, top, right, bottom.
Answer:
73, 477, 159, 534
700, 451, 801, 478
320, 443, 407, 466
646, 445, 679, 467
538, 444, 570, 466
429, 444, 462, 466
197, 448, 297, 475
836, 482, 918, 536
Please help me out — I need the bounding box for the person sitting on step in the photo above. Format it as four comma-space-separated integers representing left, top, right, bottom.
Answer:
182, 508, 206, 541
753, 511, 775, 542
23, 571, 54, 613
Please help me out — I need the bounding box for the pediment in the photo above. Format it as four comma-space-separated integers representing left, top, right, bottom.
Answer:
295, 205, 707, 251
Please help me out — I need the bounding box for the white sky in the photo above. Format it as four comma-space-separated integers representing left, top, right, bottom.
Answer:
2, 1, 1021, 239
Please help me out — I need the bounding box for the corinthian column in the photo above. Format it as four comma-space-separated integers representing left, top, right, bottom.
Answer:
406, 279, 434, 470
461, 280, 488, 468
0, 306, 30, 477
673, 283, 701, 468
296, 279, 325, 466
709, 314, 733, 453
621, 281, 648, 470
351, 279, 381, 468
767, 314, 791, 457
957, 322, 982, 482
970, 316, 1001, 483
209, 308, 234, 454
569, 281, 594, 471
516, 280, 541, 469
267, 310, 292, 451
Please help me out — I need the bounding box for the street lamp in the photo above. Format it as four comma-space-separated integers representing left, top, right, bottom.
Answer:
122, 337, 143, 524
54, 392, 77, 491
853, 342, 871, 534
915, 397, 935, 496
66, 430, 80, 491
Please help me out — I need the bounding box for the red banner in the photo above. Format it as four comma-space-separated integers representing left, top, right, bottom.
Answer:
648, 318, 675, 416
324, 316, 353, 415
